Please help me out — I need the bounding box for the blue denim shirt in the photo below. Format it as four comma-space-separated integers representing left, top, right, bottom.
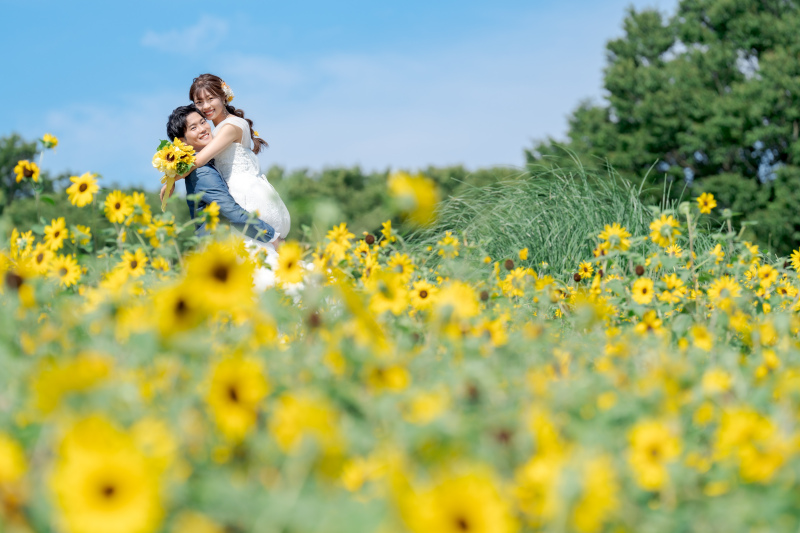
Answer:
184, 161, 275, 243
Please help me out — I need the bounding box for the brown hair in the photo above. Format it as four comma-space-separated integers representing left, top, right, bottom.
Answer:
189, 73, 268, 155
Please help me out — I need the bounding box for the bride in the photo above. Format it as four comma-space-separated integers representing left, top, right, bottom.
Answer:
163, 73, 291, 287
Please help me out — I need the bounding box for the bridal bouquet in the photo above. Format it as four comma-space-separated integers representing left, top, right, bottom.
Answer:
152, 138, 195, 211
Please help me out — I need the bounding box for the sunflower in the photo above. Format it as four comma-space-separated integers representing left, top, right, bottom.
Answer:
151, 257, 170, 272
381, 219, 397, 245
10, 228, 35, 260
151, 145, 182, 177
50, 254, 82, 287
597, 223, 631, 251
325, 223, 355, 262
410, 280, 438, 311
0, 433, 26, 484
387, 253, 415, 283
696, 192, 717, 214
435, 281, 480, 321
707, 276, 742, 310
104, 191, 134, 224
72, 225, 92, 247
118, 248, 148, 277
757, 264, 778, 288
172, 137, 196, 157
50, 416, 163, 533
153, 281, 206, 337
268, 392, 342, 454
634, 309, 663, 335
401, 468, 518, 533
30, 244, 54, 275
628, 420, 681, 490
206, 356, 269, 441
387, 171, 439, 227
664, 244, 683, 258
129, 191, 153, 225
66, 173, 99, 207
631, 278, 654, 305
13, 160, 39, 183
184, 241, 255, 311
364, 363, 410, 393
437, 231, 460, 259
367, 270, 409, 315
203, 201, 220, 232
578, 262, 594, 278
649, 214, 681, 248
276, 241, 305, 285
501, 267, 527, 298
42, 133, 58, 149
44, 217, 69, 251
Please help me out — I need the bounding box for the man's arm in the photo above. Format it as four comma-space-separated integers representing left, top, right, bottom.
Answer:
194, 166, 277, 243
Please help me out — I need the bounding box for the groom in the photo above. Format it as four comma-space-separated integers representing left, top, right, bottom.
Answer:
163, 104, 280, 245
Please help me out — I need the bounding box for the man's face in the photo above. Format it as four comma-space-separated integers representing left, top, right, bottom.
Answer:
181, 112, 211, 150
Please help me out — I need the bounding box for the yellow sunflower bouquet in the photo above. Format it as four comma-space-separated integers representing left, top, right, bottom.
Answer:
152, 138, 195, 211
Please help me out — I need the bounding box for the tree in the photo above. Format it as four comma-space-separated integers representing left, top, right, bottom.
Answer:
527, 0, 800, 253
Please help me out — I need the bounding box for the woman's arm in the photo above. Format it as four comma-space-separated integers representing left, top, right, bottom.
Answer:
175, 124, 243, 181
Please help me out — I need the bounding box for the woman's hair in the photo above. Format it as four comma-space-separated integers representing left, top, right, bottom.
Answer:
166, 104, 200, 140
189, 73, 268, 155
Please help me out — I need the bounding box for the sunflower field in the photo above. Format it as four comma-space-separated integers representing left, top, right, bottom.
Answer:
4, 139, 800, 533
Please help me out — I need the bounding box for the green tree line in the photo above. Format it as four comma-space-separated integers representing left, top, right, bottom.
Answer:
0, 132, 524, 242
528, 0, 800, 254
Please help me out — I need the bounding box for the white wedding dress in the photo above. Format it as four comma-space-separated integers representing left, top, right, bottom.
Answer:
213, 115, 291, 289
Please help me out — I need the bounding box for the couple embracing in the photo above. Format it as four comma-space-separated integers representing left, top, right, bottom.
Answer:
162, 73, 291, 288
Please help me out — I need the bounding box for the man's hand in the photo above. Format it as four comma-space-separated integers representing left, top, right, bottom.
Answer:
160, 183, 176, 203
273, 237, 285, 251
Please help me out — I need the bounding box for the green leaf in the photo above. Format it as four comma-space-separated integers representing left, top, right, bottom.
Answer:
157, 140, 171, 151
40, 195, 55, 206
176, 162, 190, 174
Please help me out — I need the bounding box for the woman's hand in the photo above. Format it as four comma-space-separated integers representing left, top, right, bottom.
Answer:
273, 237, 285, 251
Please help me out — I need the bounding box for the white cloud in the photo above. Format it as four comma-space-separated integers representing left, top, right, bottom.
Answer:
141, 16, 228, 53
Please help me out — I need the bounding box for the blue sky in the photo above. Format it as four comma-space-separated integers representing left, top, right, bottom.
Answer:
2, 0, 675, 189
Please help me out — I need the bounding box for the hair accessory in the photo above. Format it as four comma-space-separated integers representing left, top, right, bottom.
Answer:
221, 81, 235, 103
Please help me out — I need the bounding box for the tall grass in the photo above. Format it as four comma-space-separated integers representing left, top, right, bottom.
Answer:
408, 161, 716, 277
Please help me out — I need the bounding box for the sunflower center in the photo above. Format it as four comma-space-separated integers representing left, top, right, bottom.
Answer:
54, 231, 60, 238
101, 484, 117, 499
649, 445, 661, 459
455, 516, 470, 531
23, 167, 33, 177
227, 385, 239, 403
175, 298, 188, 316
36, 253, 44, 263
5, 272, 24, 290
79, 183, 88, 192
130, 260, 138, 270
59, 268, 68, 277
212, 264, 229, 282
419, 290, 428, 299
166, 153, 175, 162
114, 202, 121, 210
287, 261, 294, 269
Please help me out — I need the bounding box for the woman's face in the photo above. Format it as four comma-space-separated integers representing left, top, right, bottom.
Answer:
193, 88, 226, 125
